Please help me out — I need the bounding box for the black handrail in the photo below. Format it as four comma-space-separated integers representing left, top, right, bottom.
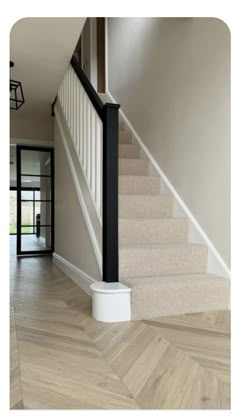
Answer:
71, 55, 104, 118
57, 55, 121, 284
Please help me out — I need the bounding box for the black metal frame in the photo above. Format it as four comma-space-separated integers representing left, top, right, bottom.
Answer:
16, 145, 54, 256
10, 79, 25, 110
70, 55, 120, 283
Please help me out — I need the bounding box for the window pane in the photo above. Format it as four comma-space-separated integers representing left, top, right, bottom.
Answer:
21, 226, 34, 234
21, 201, 51, 227
21, 201, 34, 226
10, 190, 17, 234
21, 150, 51, 176
21, 175, 40, 188
21, 228, 52, 251
35, 202, 51, 226
21, 191, 34, 200
21, 177, 51, 199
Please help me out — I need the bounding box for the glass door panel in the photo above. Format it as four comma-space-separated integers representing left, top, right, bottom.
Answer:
16, 146, 54, 255
10, 190, 17, 234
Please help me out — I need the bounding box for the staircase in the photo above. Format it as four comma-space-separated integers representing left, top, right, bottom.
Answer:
117, 121, 230, 320
56, 65, 230, 322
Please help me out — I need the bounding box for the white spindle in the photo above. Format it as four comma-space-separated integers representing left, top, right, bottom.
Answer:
95, 117, 102, 214
80, 87, 83, 164
91, 108, 96, 198
83, 92, 87, 170
76, 80, 80, 152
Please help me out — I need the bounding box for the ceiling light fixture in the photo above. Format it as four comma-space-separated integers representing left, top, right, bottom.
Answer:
10, 61, 25, 110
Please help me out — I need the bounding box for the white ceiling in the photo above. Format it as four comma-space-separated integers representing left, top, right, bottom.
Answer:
10, 17, 86, 120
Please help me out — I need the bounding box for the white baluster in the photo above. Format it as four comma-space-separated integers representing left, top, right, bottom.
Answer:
95, 117, 102, 216
72, 72, 76, 142
76, 80, 80, 153
83, 92, 87, 170
87, 101, 91, 186
66, 69, 70, 124
80, 87, 83, 164
74, 73, 78, 149
91, 108, 96, 199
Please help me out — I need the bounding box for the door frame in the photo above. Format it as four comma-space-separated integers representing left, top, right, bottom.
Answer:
16, 145, 54, 256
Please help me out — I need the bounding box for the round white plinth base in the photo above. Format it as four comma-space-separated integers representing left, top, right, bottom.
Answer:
90, 282, 131, 323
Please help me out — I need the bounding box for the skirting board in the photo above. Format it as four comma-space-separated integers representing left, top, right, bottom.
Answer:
53, 253, 96, 297
106, 90, 231, 280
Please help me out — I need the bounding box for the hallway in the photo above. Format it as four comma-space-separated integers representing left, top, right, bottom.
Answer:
10, 253, 230, 409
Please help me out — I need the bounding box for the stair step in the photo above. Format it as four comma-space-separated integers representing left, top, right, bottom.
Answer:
119, 144, 140, 159
119, 131, 132, 144
119, 159, 149, 175
123, 274, 230, 320
119, 218, 189, 244
119, 195, 173, 218
119, 243, 208, 278
119, 175, 160, 195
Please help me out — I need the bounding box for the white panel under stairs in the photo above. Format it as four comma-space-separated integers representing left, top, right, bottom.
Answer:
117, 121, 230, 319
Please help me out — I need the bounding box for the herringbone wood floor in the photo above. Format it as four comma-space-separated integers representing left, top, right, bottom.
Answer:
10, 253, 230, 409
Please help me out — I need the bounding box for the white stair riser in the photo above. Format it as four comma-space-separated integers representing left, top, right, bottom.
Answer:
120, 245, 208, 278
119, 176, 161, 195
119, 144, 140, 159
119, 219, 188, 244
119, 195, 173, 218
119, 159, 149, 175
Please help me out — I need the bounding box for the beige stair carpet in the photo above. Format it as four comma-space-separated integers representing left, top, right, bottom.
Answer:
118, 121, 230, 319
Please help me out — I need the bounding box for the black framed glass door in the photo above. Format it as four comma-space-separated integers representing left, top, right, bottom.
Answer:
16, 146, 54, 255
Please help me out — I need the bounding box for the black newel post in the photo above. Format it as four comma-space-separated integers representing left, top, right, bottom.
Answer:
102, 103, 120, 283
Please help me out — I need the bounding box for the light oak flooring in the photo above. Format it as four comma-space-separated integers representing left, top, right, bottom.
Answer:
10, 254, 230, 409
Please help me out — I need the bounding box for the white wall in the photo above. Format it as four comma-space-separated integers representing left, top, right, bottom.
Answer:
107, 17, 230, 268
54, 121, 101, 280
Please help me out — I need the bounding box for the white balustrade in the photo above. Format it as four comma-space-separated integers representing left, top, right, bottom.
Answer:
58, 65, 103, 222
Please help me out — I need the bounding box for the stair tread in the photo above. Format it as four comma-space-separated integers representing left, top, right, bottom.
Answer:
119, 217, 188, 222
119, 158, 146, 162
123, 273, 229, 286
119, 194, 171, 198
119, 175, 159, 178
120, 243, 206, 250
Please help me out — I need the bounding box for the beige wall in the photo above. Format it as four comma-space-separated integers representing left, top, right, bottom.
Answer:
108, 17, 230, 267
10, 115, 54, 142
54, 122, 100, 279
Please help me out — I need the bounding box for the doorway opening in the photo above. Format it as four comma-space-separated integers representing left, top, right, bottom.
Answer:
10, 145, 54, 256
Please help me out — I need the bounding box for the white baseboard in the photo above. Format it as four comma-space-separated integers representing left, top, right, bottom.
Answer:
106, 90, 231, 280
53, 253, 96, 297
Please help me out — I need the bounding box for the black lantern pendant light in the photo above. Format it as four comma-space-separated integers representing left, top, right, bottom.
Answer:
10, 61, 25, 110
